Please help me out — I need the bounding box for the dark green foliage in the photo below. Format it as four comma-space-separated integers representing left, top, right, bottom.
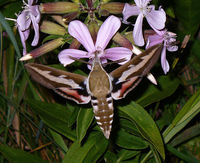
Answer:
0, 0, 200, 162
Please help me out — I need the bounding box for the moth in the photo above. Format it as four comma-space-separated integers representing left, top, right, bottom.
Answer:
25, 44, 162, 139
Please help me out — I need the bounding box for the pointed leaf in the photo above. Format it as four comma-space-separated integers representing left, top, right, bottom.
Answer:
136, 75, 180, 107
118, 102, 165, 159
62, 131, 108, 163
49, 129, 68, 153
26, 99, 76, 141
166, 144, 199, 163
77, 108, 94, 143
0, 11, 21, 58
170, 124, 200, 147
117, 149, 140, 162
104, 151, 118, 163
115, 129, 148, 150
150, 144, 162, 163
163, 90, 200, 143
0, 144, 48, 163
66, 103, 80, 127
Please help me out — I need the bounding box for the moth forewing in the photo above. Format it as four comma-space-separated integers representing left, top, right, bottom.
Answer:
110, 44, 163, 99
25, 63, 91, 104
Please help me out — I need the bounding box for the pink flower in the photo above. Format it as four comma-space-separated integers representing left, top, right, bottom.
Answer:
146, 29, 178, 74
58, 15, 132, 68
17, 0, 40, 55
122, 0, 166, 46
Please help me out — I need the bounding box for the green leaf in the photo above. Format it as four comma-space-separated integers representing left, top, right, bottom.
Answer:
42, 35, 62, 44
118, 102, 165, 159
115, 129, 148, 150
49, 129, 68, 153
166, 144, 199, 163
0, 11, 21, 58
5, 43, 15, 97
136, 75, 180, 107
173, 0, 200, 38
16, 71, 28, 105
0, 144, 48, 163
170, 124, 200, 147
104, 151, 117, 163
118, 118, 140, 136
0, 24, 2, 73
77, 108, 94, 143
62, 131, 108, 163
163, 90, 200, 143
26, 99, 76, 141
66, 103, 80, 127
165, 7, 175, 18
150, 144, 162, 163
191, 39, 200, 60
117, 149, 140, 162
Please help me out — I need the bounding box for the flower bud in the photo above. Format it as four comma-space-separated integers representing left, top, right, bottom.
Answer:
124, 32, 134, 44
40, 2, 79, 14
101, 0, 112, 3
113, 33, 133, 50
20, 38, 64, 61
51, 15, 68, 28
62, 12, 79, 24
72, 0, 80, 4
40, 21, 67, 35
88, 21, 99, 44
87, 0, 93, 8
100, 2, 125, 15
69, 39, 81, 49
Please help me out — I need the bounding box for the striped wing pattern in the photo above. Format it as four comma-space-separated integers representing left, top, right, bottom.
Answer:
110, 44, 163, 100
25, 63, 91, 104
25, 44, 162, 139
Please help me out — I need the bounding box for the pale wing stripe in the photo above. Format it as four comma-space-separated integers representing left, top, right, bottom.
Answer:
118, 48, 158, 83
31, 67, 81, 89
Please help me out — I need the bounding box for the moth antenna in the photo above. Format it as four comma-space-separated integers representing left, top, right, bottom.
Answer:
69, 56, 92, 65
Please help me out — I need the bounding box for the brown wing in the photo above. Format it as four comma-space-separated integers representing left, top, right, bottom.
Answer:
25, 63, 91, 104
110, 44, 163, 100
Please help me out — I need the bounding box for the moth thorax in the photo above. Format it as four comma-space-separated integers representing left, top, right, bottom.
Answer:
91, 95, 114, 139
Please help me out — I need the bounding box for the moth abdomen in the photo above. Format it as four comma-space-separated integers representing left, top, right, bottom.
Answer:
91, 95, 114, 139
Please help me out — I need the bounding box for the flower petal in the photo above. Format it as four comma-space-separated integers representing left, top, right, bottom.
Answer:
122, 3, 140, 23
68, 20, 95, 53
146, 34, 163, 49
58, 49, 89, 66
28, 0, 34, 5
167, 45, 178, 52
17, 11, 31, 31
135, 0, 150, 7
23, 29, 30, 41
95, 15, 121, 50
30, 5, 40, 23
146, 6, 166, 30
104, 47, 132, 64
161, 46, 169, 74
18, 29, 30, 55
133, 13, 144, 46
35, 6, 41, 23
30, 14, 39, 46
